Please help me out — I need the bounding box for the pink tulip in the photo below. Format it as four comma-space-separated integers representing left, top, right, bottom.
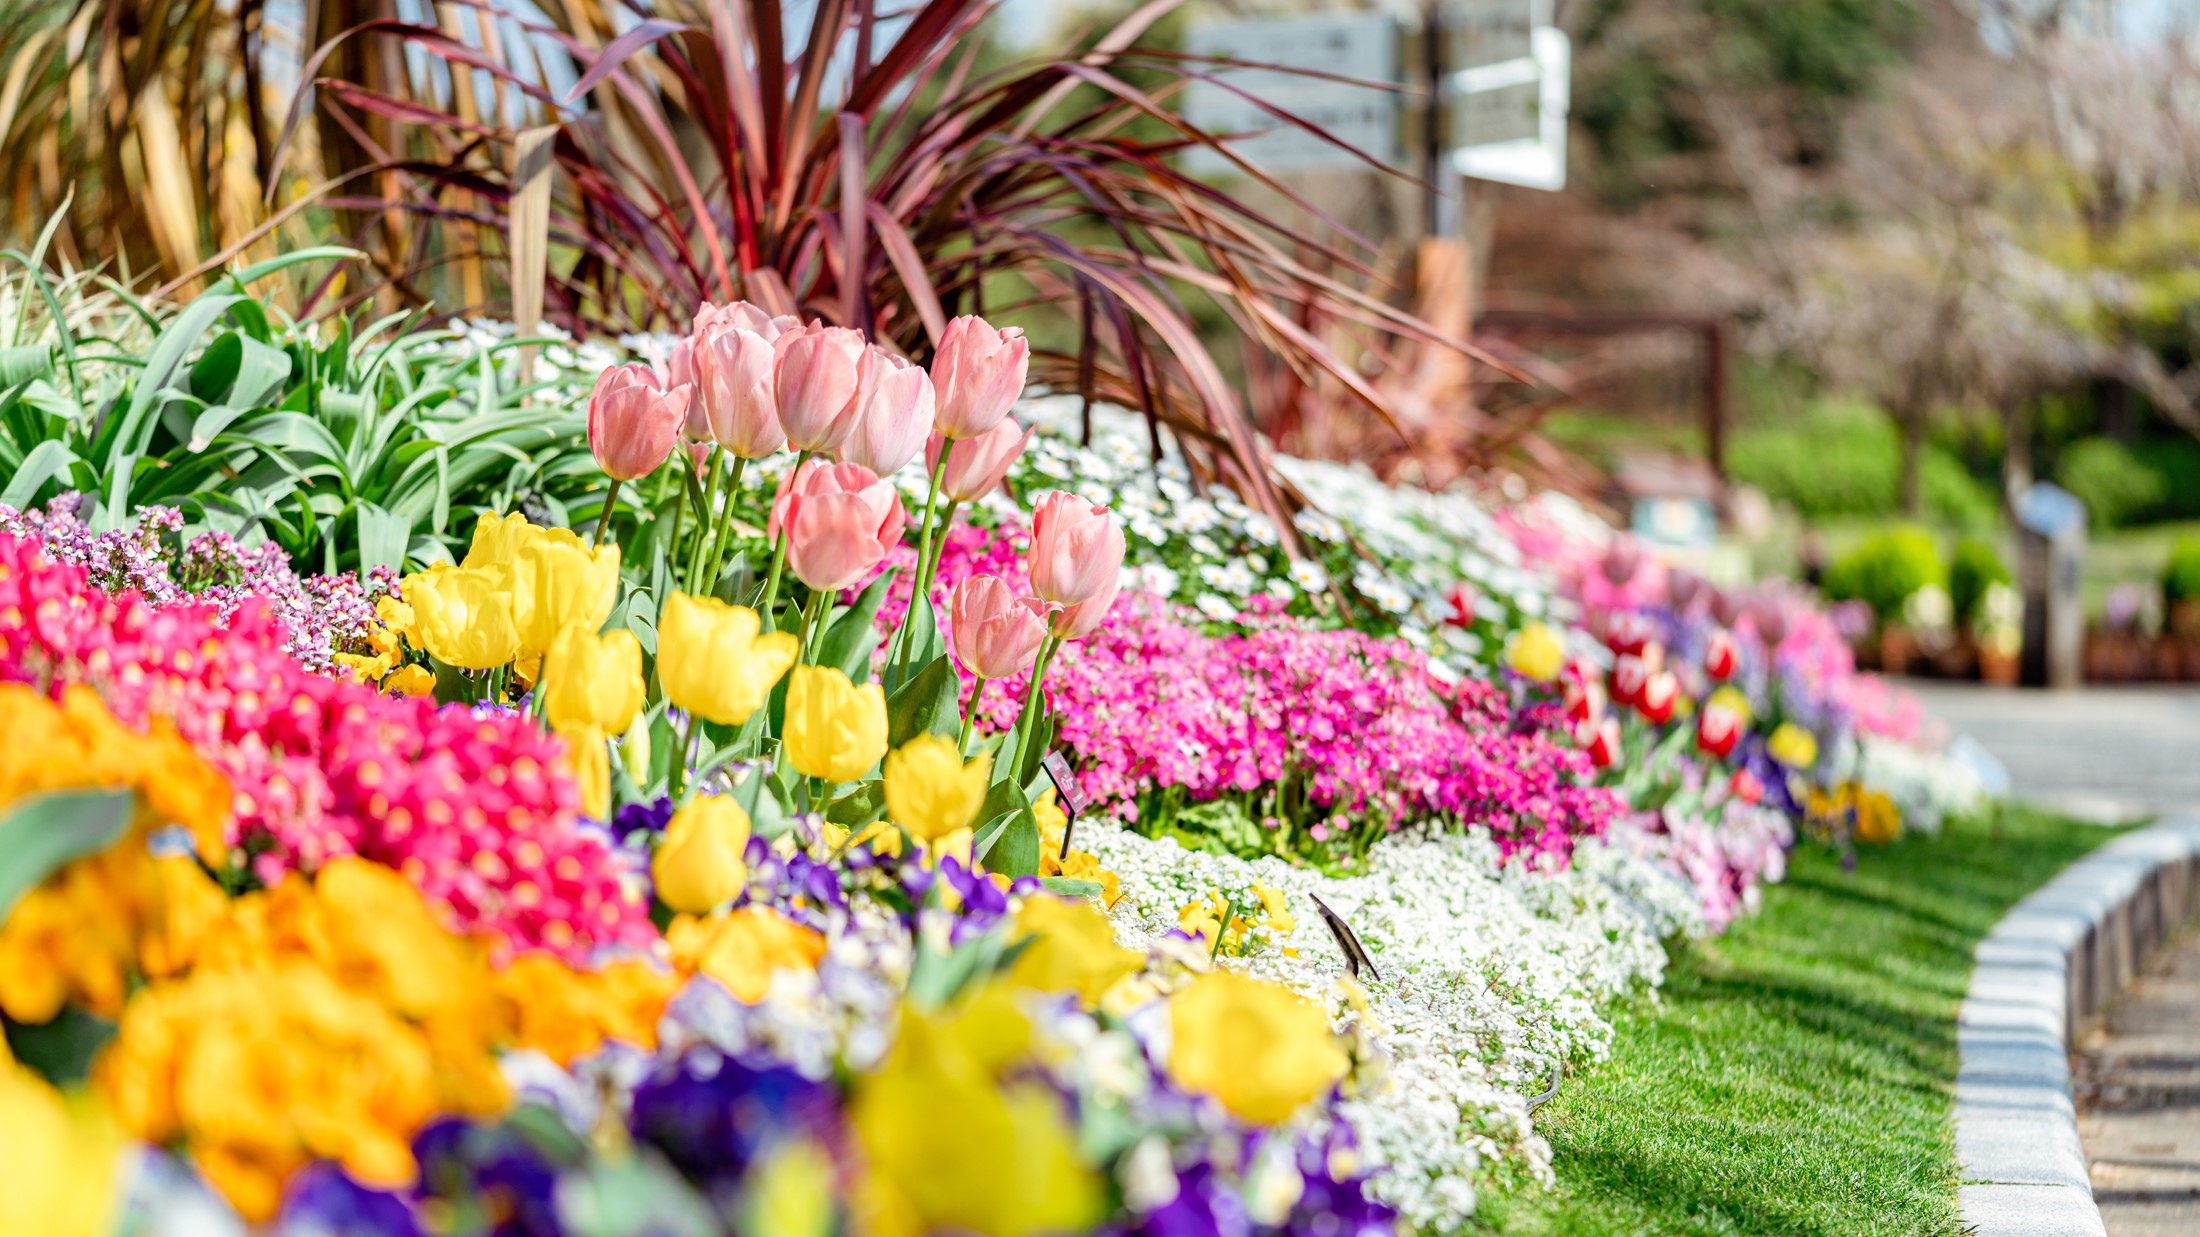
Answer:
1049, 566, 1120, 641
930, 315, 1029, 439
951, 574, 1053, 679
925, 419, 1032, 503
694, 320, 787, 459
840, 348, 936, 475
773, 324, 867, 454
769, 459, 908, 592
587, 363, 689, 481
1028, 491, 1126, 609
670, 301, 801, 390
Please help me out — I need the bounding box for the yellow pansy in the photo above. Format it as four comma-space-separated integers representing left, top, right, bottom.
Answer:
651, 794, 752, 914
1006, 895, 1142, 1004
666, 906, 826, 1002
383, 663, 435, 697
883, 733, 992, 845
657, 592, 799, 725
493, 955, 679, 1066
783, 665, 888, 784
404, 564, 520, 669
334, 650, 394, 682
1766, 722, 1819, 770
539, 626, 645, 739
375, 594, 420, 648
1167, 971, 1347, 1125
0, 1060, 122, 1237
512, 529, 621, 656
1503, 620, 1565, 682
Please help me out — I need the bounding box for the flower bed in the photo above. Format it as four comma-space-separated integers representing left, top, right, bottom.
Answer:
0, 302, 1990, 1236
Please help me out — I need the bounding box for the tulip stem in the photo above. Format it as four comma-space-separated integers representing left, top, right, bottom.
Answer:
700, 456, 749, 597
592, 480, 622, 549
957, 680, 984, 755
1008, 636, 1059, 784
670, 709, 698, 802
685, 451, 726, 594
892, 452, 952, 679
757, 451, 810, 622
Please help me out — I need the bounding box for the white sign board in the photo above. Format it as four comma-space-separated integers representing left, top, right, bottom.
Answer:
1449, 24, 1569, 192
1183, 15, 1402, 175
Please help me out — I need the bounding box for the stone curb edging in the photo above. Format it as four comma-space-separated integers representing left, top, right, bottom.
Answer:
1957, 815, 2200, 1237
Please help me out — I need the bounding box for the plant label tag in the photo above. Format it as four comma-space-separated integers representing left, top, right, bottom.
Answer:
1040, 751, 1091, 819
1309, 893, 1382, 982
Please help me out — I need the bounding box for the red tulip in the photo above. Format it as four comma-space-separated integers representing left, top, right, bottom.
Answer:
951, 574, 1053, 679
1610, 653, 1652, 709
693, 318, 786, 459
930, 315, 1029, 439
1698, 699, 1745, 760
840, 348, 936, 476
769, 460, 908, 592
773, 324, 868, 454
1050, 565, 1121, 641
927, 419, 1033, 503
1638, 671, 1679, 725
1702, 628, 1740, 682
1578, 716, 1621, 770
587, 363, 689, 481
1028, 490, 1126, 608
1445, 581, 1479, 628
1562, 671, 1604, 725
1730, 767, 1765, 806
1606, 611, 1656, 656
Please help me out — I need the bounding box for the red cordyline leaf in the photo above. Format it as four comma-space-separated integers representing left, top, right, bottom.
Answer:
262, 0, 1544, 530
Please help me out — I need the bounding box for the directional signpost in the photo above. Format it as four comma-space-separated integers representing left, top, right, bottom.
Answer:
1181, 13, 1404, 175
1446, 0, 1569, 191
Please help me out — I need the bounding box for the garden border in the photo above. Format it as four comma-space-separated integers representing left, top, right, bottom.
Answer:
1955, 814, 2200, 1237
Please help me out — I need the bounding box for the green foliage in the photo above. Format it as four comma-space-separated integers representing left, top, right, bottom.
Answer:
1477, 807, 2116, 1236
1823, 525, 1946, 623
1946, 537, 2011, 626
0, 251, 606, 574
1727, 403, 1999, 531
2055, 438, 2166, 530
2164, 536, 2200, 605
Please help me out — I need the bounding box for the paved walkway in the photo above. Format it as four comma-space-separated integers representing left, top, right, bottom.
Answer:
1914, 683, 2200, 1236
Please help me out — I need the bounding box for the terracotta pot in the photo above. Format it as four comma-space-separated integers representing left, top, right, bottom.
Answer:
1980, 644, 2021, 687
1879, 624, 1914, 677
2172, 600, 2200, 641
1935, 637, 1977, 680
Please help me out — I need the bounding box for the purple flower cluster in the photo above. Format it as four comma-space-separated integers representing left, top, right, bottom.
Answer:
0, 495, 395, 673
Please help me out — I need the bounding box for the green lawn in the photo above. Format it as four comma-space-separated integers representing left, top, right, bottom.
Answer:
1475, 805, 2120, 1236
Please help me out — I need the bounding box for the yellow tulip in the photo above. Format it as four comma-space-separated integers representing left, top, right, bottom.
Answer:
404, 564, 520, 670
1006, 896, 1141, 1004
1167, 971, 1347, 1125
651, 794, 752, 914
1504, 620, 1566, 683
512, 529, 621, 656
783, 665, 888, 784
657, 592, 799, 725
883, 734, 992, 844
565, 729, 611, 821
1766, 722, 1819, 770
540, 626, 645, 738
665, 906, 825, 1002
462, 509, 543, 572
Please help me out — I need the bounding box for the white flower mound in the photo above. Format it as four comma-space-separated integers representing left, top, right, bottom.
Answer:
1086, 820, 1681, 1228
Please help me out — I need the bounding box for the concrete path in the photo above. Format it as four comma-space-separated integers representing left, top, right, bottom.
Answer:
1916, 683, 2200, 1237
2072, 918, 2200, 1237
1907, 683, 2200, 822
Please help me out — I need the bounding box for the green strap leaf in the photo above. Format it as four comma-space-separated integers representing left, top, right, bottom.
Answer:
0, 439, 78, 510
815, 569, 895, 684
885, 654, 962, 750
0, 789, 135, 919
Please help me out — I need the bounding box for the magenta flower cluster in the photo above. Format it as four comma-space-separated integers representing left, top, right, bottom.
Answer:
0, 496, 395, 674
0, 531, 653, 964
911, 520, 1619, 864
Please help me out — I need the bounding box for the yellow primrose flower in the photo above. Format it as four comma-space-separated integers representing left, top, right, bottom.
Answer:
851, 987, 1101, 1237
652, 794, 752, 914
512, 529, 621, 657
383, 663, 435, 697
1504, 620, 1565, 682
334, 651, 394, 682
1766, 722, 1819, 770
657, 592, 799, 725
461, 509, 543, 572
783, 665, 888, 784
493, 955, 678, 1066
1167, 971, 1348, 1125
0, 1059, 122, 1237
1007, 896, 1142, 1004
665, 906, 826, 1002
404, 564, 521, 669
540, 626, 645, 739
883, 733, 992, 845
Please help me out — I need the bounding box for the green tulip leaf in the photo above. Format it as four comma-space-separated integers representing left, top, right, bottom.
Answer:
885, 654, 961, 749
1039, 876, 1105, 900
816, 569, 894, 684
0, 789, 135, 920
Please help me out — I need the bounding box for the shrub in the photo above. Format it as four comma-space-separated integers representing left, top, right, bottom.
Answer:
2166, 537, 2200, 606
2055, 438, 2167, 530
1727, 404, 1999, 531
2133, 439, 2200, 522
1947, 537, 2011, 626
1823, 526, 1947, 624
